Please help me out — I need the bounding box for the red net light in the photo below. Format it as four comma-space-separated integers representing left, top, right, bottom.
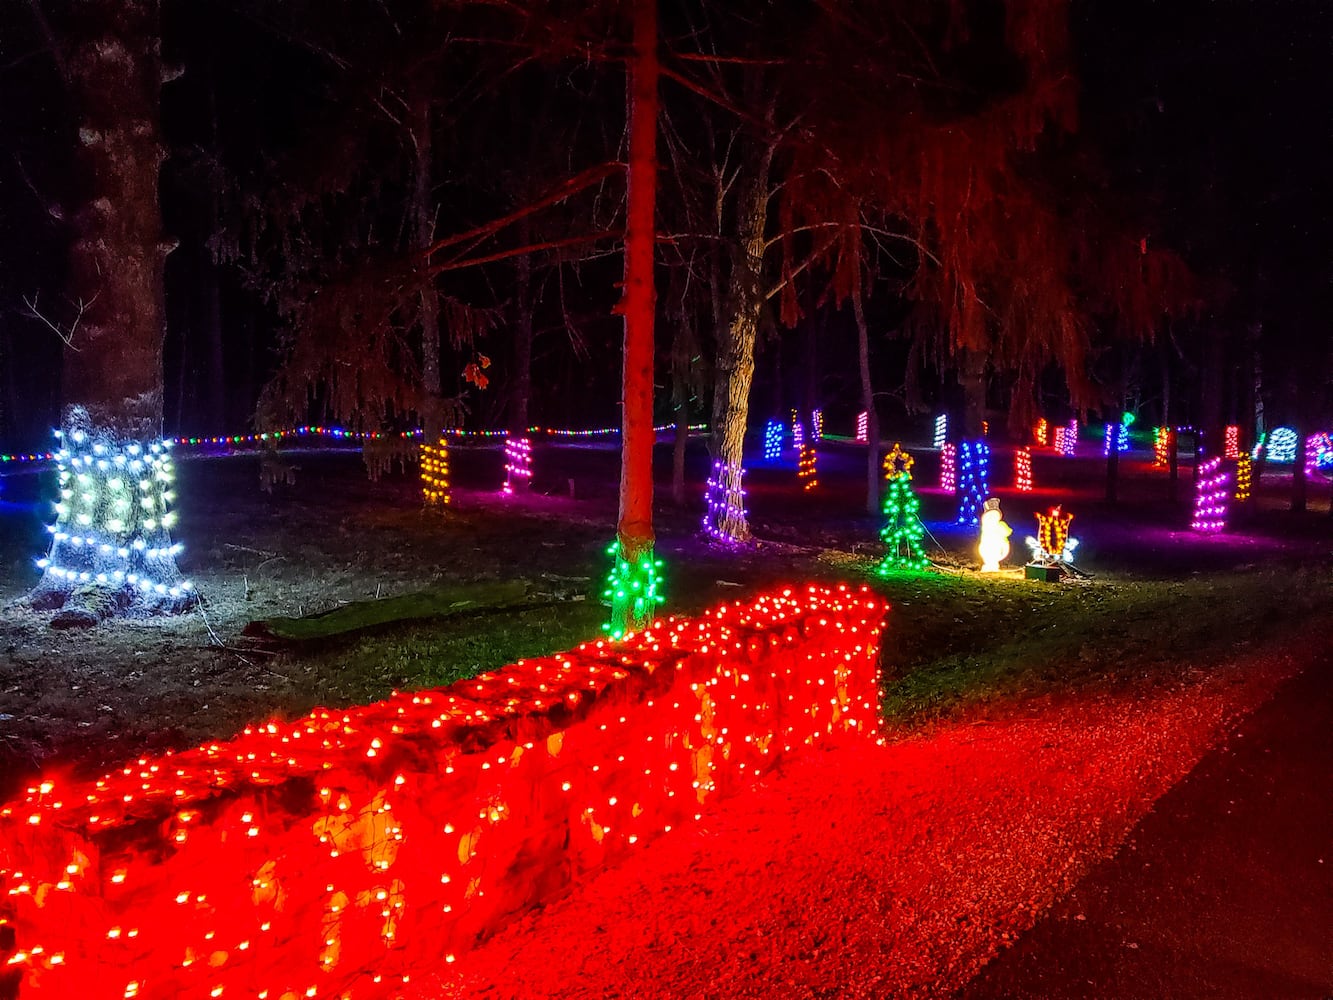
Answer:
0, 584, 885, 998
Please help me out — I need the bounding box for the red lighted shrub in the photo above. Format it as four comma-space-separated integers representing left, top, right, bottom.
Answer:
0, 584, 885, 998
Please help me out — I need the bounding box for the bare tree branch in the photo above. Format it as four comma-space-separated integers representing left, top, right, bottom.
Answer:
23, 291, 95, 351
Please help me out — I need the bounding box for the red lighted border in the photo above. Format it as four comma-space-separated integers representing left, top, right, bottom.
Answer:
0, 584, 885, 999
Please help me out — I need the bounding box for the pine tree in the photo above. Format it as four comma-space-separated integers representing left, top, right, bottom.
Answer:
877, 444, 929, 574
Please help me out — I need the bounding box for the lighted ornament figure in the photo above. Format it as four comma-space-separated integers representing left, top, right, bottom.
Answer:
1034, 418, 1049, 446
1224, 425, 1240, 460
812, 409, 824, 440
763, 419, 784, 461
421, 437, 451, 505
798, 442, 818, 490
502, 437, 532, 494
1250, 430, 1266, 460
933, 414, 948, 450
939, 442, 957, 491
978, 498, 1011, 572
876, 443, 929, 573
1026, 505, 1079, 566
1014, 446, 1033, 491
1192, 456, 1230, 532
954, 440, 990, 526
1267, 427, 1297, 463
792, 411, 804, 451
703, 459, 748, 542
856, 411, 869, 444
31, 407, 193, 610
1052, 425, 1069, 456
1234, 453, 1253, 502
1067, 418, 1079, 451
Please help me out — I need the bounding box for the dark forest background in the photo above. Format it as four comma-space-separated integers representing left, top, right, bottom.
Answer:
0, 0, 1328, 451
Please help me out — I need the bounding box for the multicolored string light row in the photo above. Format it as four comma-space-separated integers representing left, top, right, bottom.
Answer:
2, 424, 710, 468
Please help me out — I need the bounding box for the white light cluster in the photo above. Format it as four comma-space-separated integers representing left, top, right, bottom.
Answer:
38, 428, 192, 602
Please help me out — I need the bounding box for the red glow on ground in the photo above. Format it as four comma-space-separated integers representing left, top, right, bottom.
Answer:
0, 585, 883, 998
401, 647, 1300, 1000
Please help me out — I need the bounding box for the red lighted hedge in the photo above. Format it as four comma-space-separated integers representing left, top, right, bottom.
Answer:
0, 584, 885, 999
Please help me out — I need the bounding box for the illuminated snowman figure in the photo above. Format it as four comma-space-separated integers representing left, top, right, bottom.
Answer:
978, 497, 1011, 572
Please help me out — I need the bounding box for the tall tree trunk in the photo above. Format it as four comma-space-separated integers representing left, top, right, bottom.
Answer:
802, 308, 820, 425
706, 145, 774, 542
671, 321, 690, 506
31, 0, 193, 615
609, 0, 660, 637
411, 95, 444, 446
1201, 325, 1225, 457
61, 0, 170, 439
1160, 342, 1172, 429
852, 291, 879, 514
512, 219, 533, 436
1292, 425, 1308, 513
959, 348, 987, 439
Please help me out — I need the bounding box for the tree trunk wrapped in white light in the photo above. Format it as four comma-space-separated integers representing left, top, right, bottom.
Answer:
31, 407, 192, 611
24, 0, 192, 617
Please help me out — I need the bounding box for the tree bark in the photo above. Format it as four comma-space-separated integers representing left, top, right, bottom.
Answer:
512, 218, 534, 437
1292, 427, 1308, 513
671, 323, 690, 506
852, 291, 879, 514
706, 151, 772, 541
611, 0, 659, 634
411, 94, 444, 446
959, 348, 987, 439
61, 0, 170, 440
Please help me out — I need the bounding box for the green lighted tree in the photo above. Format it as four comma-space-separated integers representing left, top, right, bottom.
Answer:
876, 443, 929, 574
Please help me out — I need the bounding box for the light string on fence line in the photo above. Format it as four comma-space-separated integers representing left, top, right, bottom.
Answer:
2, 424, 711, 467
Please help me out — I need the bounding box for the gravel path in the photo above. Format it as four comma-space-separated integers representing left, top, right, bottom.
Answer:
398, 647, 1304, 999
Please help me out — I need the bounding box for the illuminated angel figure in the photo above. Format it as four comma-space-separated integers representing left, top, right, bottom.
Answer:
977, 498, 1011, 572
1026, 505, 1078, 566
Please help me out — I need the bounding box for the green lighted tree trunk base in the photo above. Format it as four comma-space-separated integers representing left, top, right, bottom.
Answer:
602, 540, 664, 640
